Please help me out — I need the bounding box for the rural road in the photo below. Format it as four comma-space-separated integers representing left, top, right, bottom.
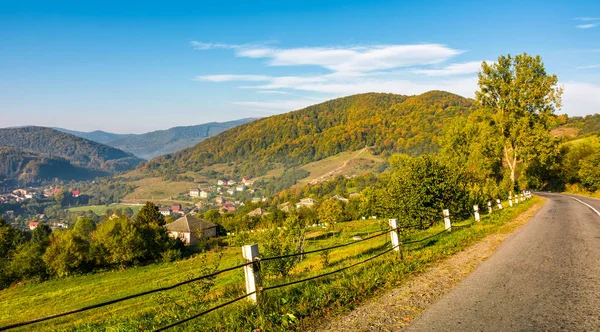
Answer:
405, 193, 600, 331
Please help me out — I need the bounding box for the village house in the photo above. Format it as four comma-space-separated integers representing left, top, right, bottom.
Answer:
296, 198, 316, 209
171, 203, 182, 214
332, 195, 349, 203
24, 190, 36, 199
189, 188, 200, 197
28, 221, 39, 230
159, 207, 172, 217
227, 180, 237, 186
215, 196, 224, 204
72, 190, 81, 198
242, 177, 254, 186
227, 189, 235, 195
236, 185, 246, 192
165, 214, 217, 245
217, 179, 227, 186
200, 190, 209, 199
220, 202, 236, 213
247, 207, 269, 217
279, 202, 293, 213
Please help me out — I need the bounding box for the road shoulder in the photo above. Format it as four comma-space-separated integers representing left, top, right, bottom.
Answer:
312, 198, 546, 332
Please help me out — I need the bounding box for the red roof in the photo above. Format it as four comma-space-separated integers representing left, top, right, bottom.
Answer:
28, 222, 39, 227
72, 190, 80, 196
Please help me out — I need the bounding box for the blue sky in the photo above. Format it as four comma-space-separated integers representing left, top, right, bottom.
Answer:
1, 0, 599, 133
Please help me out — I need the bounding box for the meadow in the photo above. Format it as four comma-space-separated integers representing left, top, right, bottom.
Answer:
0, 196, 540, 331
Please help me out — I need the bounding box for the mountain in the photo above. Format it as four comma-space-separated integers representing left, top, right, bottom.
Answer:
0, 127, 143, 173
0, 146, 106, 184
53, 128, 134, 144
106, 118, 257, 160
143, 91, 477, 177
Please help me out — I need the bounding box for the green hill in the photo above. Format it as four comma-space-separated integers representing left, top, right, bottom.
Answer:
107, 118, 256, 159
0, 146, 106, 184
0, 127, 143, 173
53, 128, 134, 144
143, 91, 477, 177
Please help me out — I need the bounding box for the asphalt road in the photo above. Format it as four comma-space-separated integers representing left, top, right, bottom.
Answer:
405, 193, 600, 331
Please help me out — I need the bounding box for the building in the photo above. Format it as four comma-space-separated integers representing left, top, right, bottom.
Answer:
215, 196, 224, 204
236, 185, 246, 192
227, 180, 237, 186
165, 214, 218, 245
247, 207, 269, 217
159, 207, 172, 217
296, 198, 316, 209
332, 195, 349, 203
28, 222, 39, 230
24, 192, 36, 199
217, 179, 227, 186
279, 202, 293, 213
189, 188, 200, 197
200, 190, 209, 199
220, 202, 236, 213
227, 189, 235, 195
171, 203, 182, 214
72, 190, 81, 198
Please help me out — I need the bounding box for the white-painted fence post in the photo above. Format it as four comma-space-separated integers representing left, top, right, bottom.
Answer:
473, 205, 480, 222
242, 244, 261, 303
509, 193, 513, 207
496, 199, 503, 210
443, 209, 451, 232
515, 195, 519, 204
388, 219, 401, 255
487, 201, 493, 214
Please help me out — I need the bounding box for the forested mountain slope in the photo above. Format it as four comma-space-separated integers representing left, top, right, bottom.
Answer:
0, 127, 142, 173
53, 128, 134, 144
144, 91, 477, 176
0, 146, 106, 184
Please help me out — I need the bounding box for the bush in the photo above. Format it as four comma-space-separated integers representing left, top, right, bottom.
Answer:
161, 249, 182, 263
43, 230, 91, 277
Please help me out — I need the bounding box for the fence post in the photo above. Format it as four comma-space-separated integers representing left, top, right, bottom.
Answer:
487, 201, 493, 214
508, 193, 513, 207
443, 209, 451, 232
515, 195, 519, 204
388, 219, 401, 256
242, 244, 262, 303
473, 205, 480, 222
496, 199, 503, 210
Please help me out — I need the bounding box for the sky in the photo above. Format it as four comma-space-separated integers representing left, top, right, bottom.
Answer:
0, 0, 599, 133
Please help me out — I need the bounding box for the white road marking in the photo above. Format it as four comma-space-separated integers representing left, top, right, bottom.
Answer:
570, 197, 600, 218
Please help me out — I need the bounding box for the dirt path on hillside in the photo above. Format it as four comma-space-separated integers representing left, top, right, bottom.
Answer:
309, 200, 545, 332
310, 146, 369, 185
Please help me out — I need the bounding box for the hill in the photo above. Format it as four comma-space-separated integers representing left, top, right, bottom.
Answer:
0, 146, 106, 184
0, 127, 143, 173
551, 114, 600, 139
53, 128, 134, 144
107, 118, 256, 159
143, 91, 477, 177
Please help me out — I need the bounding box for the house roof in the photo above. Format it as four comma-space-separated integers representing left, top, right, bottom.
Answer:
165, 214, 217, 233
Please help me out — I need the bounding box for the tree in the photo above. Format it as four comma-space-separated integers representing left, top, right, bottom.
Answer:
317, 199, 344, 226
476, 53, 562, 192
135, 202, 165, 226
578, 153, 600, 192
31, 224, 52, 244
73, 217, 96, 239
43, 230, 91, 276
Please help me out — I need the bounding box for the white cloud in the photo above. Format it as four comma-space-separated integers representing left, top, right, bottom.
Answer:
190, 41, 242, 50
562, 82, 600, 116
235, 44, 462, 73
574, 17, 600, 21
232, 99, 322, 113
576, 64, 600, 69
412, 61, 488, 76
576, 24, 598, 29
194, 74, 271, 82
256, 90, 294, 95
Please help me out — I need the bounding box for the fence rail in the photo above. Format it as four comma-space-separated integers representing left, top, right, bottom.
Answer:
0, 191, 532, 331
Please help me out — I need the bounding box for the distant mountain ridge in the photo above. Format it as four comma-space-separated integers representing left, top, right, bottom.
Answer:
54, 118, 257, 159
0, 127, 143, 175
106, 118, 257, 159
143, 91, 477, 177
53, 128, 135, 144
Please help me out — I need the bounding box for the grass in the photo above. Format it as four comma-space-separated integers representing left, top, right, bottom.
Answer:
295, 148, 384, 186
0, 197, 541, 331
65, 203, 144, 215
123, 177, 197, 202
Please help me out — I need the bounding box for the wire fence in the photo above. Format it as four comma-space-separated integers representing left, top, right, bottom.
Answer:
2, 202, 514, 331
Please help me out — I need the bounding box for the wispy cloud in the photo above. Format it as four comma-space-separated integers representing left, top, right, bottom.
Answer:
192, 42, 463, 73
194, 74, 271, 82
574, 17, 600, 21
576, 64, 600, 69
576, 23, 598, 29
412, 61, 488, 76
256, 90, 294, 95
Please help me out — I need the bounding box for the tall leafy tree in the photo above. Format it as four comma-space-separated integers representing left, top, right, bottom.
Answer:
135, 201, 165, 226
476, 53, 562, 192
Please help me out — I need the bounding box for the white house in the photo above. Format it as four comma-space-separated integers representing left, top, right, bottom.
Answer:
189, 188, 200, 197
165, 214, 218, 245
217, 180, 227, 186
296, 198, 316, 209
227, 189, 235, 195
236, 185, 246, 192
159, 207, 172, 216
